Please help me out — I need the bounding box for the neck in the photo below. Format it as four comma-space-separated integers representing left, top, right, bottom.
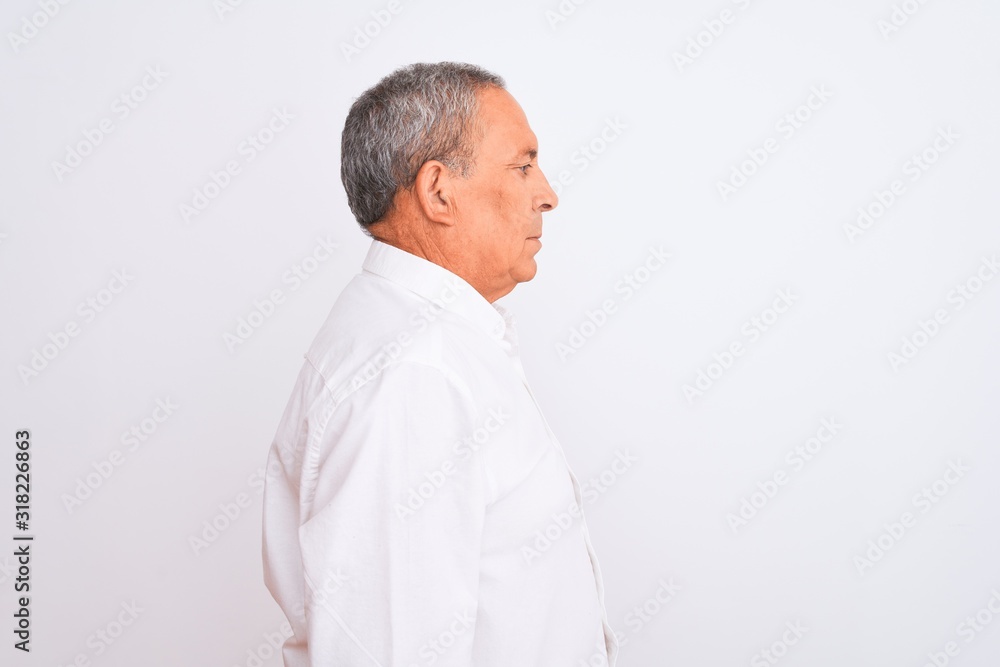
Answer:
369, 225, 506, 304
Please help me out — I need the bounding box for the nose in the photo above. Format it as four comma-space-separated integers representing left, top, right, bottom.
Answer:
536, 167, 559, 212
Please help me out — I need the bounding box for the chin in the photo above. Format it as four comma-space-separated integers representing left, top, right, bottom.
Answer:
512, 258, 538, 283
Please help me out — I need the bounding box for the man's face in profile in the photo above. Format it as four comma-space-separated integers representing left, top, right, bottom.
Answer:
449, 86, 559, 299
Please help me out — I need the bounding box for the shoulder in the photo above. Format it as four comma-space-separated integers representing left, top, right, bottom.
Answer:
305, 274, 485, 407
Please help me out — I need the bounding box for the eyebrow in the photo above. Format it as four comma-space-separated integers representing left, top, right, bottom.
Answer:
512, 148, 538, 162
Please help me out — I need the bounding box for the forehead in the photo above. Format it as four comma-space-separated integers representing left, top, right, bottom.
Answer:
475, 87, 538, 162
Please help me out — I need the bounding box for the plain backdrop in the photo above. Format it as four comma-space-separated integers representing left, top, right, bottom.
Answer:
2, 1, 999, 665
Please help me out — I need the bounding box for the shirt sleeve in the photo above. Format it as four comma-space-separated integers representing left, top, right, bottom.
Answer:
297, 359, 488, 667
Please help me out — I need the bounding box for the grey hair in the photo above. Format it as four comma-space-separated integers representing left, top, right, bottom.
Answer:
340, 62, 507, 234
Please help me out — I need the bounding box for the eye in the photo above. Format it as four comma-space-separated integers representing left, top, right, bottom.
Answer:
518, 163, 533, 175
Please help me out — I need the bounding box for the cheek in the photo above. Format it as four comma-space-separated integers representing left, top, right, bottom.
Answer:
482, 182, 530, 264
490, 182, 508, 208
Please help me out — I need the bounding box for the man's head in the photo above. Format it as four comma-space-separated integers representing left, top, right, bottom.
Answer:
340, 62, 559, 303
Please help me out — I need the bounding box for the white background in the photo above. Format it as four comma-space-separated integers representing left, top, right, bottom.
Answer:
2, 0, 999, 665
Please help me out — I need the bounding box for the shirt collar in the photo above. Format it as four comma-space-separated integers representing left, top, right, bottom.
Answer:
361, 239, 510, 345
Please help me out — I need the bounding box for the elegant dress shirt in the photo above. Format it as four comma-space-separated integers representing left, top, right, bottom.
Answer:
262, 239, 618, 666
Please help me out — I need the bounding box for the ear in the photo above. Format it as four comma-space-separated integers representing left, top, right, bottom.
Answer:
413, 160, 459, 227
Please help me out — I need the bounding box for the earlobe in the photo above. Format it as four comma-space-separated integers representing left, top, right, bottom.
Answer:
414, 160, 456, 226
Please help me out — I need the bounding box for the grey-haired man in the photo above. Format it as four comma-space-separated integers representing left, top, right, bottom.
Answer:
263, 62, 617, 666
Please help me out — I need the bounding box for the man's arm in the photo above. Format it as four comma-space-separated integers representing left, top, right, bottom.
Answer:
298, 359, 489, 666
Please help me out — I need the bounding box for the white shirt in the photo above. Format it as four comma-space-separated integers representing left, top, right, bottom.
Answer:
262, 239, 618, 666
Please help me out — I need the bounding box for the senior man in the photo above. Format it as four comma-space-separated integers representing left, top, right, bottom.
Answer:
262, 62, 618, 666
